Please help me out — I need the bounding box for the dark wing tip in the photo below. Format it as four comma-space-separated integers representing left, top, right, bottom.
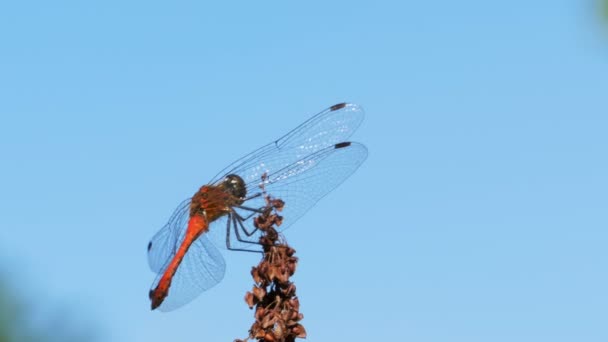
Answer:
147, 241, 152, 251
334, 141, 351, 149
330, 103, 348, 111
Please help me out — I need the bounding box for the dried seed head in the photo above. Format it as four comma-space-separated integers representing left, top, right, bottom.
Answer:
237, 195, 305, 342
244, 292, 255, 309
292, 324, 307, 338
252, 286, 266, 301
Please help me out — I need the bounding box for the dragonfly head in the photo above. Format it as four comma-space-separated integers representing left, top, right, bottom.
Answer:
222, 174, 247, 202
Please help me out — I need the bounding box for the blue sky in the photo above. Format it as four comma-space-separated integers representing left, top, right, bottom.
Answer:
1, 1, 607, 341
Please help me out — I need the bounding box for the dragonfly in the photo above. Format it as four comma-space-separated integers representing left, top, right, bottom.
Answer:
147, 103, 368, 311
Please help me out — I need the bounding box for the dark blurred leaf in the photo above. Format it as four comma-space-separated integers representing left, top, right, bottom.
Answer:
0, 273, 98, 342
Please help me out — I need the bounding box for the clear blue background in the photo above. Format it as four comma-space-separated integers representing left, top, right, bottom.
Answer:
1, 1, 607, 341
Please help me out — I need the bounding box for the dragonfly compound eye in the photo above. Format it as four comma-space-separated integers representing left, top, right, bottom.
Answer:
224, 174, 247, 199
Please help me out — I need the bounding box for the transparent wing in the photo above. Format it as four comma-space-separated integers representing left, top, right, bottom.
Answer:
150, 234, 226, 312
205, 142, 368, 251
147, 199, 191, 273
209, 103, 364, 185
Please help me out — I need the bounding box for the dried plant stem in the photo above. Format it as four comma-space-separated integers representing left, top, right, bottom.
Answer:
235, 197, 306, 342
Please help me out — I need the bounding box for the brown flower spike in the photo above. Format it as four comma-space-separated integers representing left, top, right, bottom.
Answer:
235, 196, 306, 342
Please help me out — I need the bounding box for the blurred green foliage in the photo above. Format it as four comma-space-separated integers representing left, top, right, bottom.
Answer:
0, 275, 96, 342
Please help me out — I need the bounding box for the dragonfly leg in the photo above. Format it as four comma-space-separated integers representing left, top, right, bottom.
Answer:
239, 210, 261, 221
234, 205, 265, 214
225, 213, 262, 253
230, 205, 266, 223
232, 214, 261, 244
243, 192, 262, 201
225, 214, 232, 249
233, 211, 260, 237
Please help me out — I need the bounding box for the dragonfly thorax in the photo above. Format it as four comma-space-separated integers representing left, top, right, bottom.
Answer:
188, 174, 247, 220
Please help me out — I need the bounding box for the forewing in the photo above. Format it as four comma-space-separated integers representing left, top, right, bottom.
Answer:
251, 142, 368, 230
205, 142, 368, 251
150, 234, 226, 312
147, 199, 191, 273
209, 103, 364, 185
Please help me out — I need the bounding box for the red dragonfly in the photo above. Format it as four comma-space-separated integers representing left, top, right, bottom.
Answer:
147, 103, 367, 311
